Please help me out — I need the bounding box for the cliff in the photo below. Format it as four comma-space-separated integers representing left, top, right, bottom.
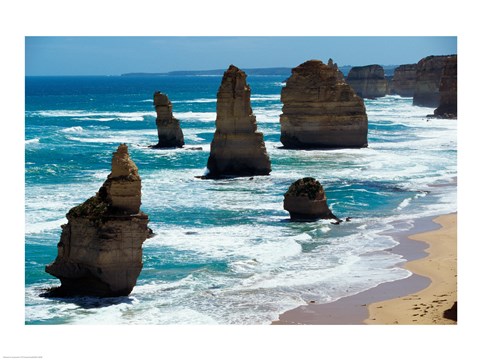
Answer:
346, 65, 388, 99
151, 91, 184, 148
390, 64, 417, 97
280, 60, 368, 149
413, 55, 454, 107
433, 55, 457, 118
45, 144, 150, 297
206, 65, 271, 178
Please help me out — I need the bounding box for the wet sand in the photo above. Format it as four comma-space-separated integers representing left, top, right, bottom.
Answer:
273, 213, 457, 325
365, 213, 457, 324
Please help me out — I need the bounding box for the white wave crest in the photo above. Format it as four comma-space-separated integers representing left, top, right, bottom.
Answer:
396, 198, 412, 211
25, 218, 65, 235
175, 111, 216, 122
250, 94, 281, 101
25, 138, 40, 145
255, 108, 282, 123
60, 126, 83, 133
172, 98, 217, 104
29, 110, 153, 121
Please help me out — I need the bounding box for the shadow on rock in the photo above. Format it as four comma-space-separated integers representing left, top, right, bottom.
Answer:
40, 286, 134, 309
443, 301, 457, 322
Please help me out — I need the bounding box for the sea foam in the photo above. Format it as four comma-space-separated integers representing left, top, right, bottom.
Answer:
25, 76, 457, 325
30, 110, 153, 121
25, 138, 40, 145
60, 126, 83, 133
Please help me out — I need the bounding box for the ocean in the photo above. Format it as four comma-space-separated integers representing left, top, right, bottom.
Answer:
25, 75, 457, 324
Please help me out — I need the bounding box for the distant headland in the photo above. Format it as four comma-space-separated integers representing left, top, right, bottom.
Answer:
121, 65, 399, 77
121, 67, 293, 76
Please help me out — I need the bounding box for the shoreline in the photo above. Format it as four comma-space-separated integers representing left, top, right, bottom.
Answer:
365, 213, 457, 324
272, 213, 457, 325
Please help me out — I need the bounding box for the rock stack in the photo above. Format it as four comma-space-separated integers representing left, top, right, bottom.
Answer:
390, 64, 417, 97
45, 144, 150, 297
433, 55, 457, 118
283, 177, 337, 221
346, 65, 388, 99
280, 60, 368, 149
152, 91, 184, 148
206, 65, 271, 178
413, 55, 453, 107
327, 58, 345, 81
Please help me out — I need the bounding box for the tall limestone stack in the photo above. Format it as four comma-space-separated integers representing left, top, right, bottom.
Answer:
433, 55, 457, 118
45, 144, 150, 297
413, 55, 453, 107
346, 65, 388, 99
390, 64, 417, 97
206, 65, 271, 178
280, 60, 368, 149
152, 91, 184, 148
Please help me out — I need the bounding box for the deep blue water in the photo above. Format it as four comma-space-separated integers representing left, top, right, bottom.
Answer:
25, 75, 457, 324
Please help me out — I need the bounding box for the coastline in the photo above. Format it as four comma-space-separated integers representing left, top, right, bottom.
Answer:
273, 213, 457, 325
365, 213, 457, 324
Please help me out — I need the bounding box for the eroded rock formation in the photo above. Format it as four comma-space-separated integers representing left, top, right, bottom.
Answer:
280, 60, 368, 149
206, 65, 271, 178
413, 55, 454, 107
45, 144, 149, 297
390, 64, 417, 97
328, 58, 345, 81
151, 91, 184, 148
284, 177, 337, 221
346, 65, 388, 99
433, 55, 457, 118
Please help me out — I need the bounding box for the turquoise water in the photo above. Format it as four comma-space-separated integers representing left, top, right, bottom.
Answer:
25, 75, 457, 324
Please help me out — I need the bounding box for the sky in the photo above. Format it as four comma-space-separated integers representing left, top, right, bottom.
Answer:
25, 36, 457, 76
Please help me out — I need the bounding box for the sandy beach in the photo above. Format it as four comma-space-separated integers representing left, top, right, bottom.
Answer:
273, 213, 457, 325
365, 213, 457, 324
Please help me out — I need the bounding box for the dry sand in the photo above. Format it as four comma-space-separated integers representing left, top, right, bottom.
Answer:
273, 213, 457, 325
365, 213, 457, 324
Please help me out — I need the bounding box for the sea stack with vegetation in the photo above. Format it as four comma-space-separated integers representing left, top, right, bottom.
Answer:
280, 59, 368, 149
151, 91, 184, 148
45, 144, 150, 297
206, 65, 271, 178
284, 177, 338, 222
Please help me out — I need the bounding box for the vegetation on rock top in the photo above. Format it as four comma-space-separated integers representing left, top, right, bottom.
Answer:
67, 196, 109, 219
285, 177, 323, 200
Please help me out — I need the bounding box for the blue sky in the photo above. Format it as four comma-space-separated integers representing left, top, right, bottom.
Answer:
25, 36, 457, 76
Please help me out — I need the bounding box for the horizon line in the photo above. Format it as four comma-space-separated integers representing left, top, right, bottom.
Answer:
25, 62, 419, 77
